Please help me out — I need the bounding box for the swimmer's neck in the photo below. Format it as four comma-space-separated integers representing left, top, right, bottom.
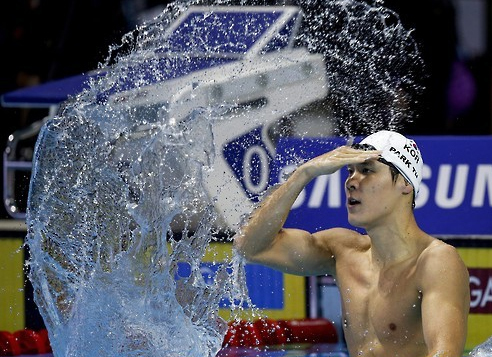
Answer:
365, 215, 426, 267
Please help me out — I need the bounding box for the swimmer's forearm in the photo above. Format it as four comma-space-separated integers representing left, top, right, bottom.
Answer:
233, 165, 313, 258
234, 146, 379, 258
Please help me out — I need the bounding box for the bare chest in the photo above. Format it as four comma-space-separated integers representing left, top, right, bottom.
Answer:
336, 259, 425, 351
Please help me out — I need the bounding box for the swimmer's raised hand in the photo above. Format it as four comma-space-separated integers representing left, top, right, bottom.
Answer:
299, 146, 381, 178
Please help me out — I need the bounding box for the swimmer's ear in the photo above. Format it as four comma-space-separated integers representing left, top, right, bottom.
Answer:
401, 179, 413, 196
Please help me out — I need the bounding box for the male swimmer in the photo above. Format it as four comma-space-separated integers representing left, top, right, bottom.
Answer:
234, 130, 470, 357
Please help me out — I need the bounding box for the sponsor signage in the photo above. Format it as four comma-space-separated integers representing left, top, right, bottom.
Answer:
469, 268, 492, 314
223, 126, 276, 202
458, 248, 492, 349
269, 136, 492, 236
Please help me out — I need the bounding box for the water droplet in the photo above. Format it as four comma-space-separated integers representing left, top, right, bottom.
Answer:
24, 1, 425, 355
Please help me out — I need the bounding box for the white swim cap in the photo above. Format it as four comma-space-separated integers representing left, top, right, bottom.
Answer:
360, 130, 423, 196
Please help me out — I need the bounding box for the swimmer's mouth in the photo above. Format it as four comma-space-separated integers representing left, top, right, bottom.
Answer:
347, 197, 361, 206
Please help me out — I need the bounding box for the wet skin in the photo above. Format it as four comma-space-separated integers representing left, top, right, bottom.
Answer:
234, 146, 469, 357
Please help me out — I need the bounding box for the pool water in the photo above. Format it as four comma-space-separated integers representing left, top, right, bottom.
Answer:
12, 344, 348, 357
217, 344, 349, 357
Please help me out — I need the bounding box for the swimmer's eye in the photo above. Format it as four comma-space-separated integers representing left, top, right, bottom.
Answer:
346, 166, 372, 176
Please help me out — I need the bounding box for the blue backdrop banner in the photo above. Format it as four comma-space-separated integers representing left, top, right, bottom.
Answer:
270, 136, 492, 236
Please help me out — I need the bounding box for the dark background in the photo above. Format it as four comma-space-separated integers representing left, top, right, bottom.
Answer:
0, 0, 491, 221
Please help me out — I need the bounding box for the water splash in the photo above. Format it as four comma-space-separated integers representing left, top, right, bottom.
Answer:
26, 3, 246, 355
292, 0, 425, 136
107, 0, 425, 139
27, 102, 234, 356
25, 1, 425, 356
470, 337, 492, 357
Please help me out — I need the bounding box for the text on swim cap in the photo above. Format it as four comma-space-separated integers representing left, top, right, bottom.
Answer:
389, 145, 420, 179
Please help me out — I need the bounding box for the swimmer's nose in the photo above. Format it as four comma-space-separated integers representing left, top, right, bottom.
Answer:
345, 173, 359, 191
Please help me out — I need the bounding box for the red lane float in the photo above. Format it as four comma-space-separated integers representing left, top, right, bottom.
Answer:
222, 318, 338, 347
223, 320, 263, 347
0, 331, 21, 356
284, 318, 337, 344
3, 319, 336, 355
0, 329, 51, 356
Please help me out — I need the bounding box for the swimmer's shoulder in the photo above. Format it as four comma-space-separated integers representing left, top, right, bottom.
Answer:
419, 236, 460, 260
313, 227, 370, 255
416, 236, 468, 277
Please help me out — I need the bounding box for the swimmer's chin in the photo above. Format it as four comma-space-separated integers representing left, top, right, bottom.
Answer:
347, 213, 369, 230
